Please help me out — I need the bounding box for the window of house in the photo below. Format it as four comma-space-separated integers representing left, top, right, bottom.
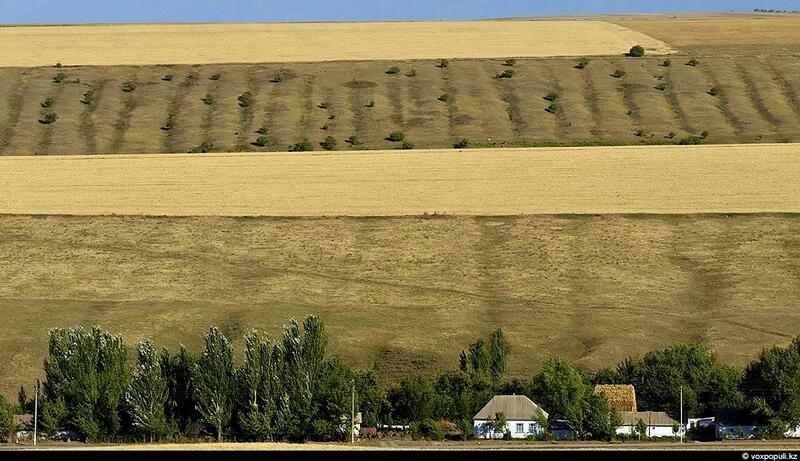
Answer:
515, 423, 523, 433
528, 423, 536, 433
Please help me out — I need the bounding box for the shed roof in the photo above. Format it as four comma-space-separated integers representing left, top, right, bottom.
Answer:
618, 411, 679, 427
594, 384, 637, 412
473, 395, 548, 421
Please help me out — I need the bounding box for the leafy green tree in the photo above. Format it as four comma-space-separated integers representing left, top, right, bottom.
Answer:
742, 337, 800, 429
635, 418, 648, 440
628, 45, 645, 57
488, 329, 509, 381
468, 339, 491, 376
163, 345, 197, 434
386, 375, 437, 423
530, 357, 589, 436
487, 411, 508, 438
237, 330, 277, 441
193, 327, 235, 442
125, 340, 170, 441
435, 369, 492, 422
41, 326, 129, 440
308, 358, 352, 441
354, 370, 382, 427
584, 393, 621, 441
0, 394, 13, 441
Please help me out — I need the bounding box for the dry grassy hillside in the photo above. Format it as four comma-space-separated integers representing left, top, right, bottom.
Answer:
1, 214, 799, 397
1, 53, 799, 155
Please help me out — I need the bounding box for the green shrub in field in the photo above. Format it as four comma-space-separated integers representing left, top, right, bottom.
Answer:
679, 135, 703, 145
496, 69, 515, 79
40, 97, 55, 108
289, 140, 314, 152
54, 62, 63, 68
320, 124, 329, 131
453, 138, 469, 149
254, 136, 270, 147
53, 73, 67, 84
700, 130, 709, 139
201, 94, 215, 105
386, 66, 401, 75
39, 112, 58, 124
318, 101, 330, 110
661, 59, 672, 67
611, 69, 626, 78
708, 86, 720, 96
387, 131, 405, 142
655, 82, 667, 91
328, 114, 336, 120
543, 92, 559, 102
161, 116, 175, 131
406, 69, 417, 77
504, 58, 517, 67
628, 45, 645, 57
121, 81, 137, 92
209, 73, 221, 81
634, 129, 644, 137
81, 88, 95, 105
320, 135, 337, 151
190, 142, 214, 153
238, 91, 254, 108
162, 74, 173, 82
575, 58, 590, 69
366, 100, 375, 108
545, 103, 558, 114
437, 94, 450, 102
346, 135, 361, 146
666, 131, 676, 139
401, 141, 414, 150
185, 74, 198, 83
256, 126, 268, 135
687, 58, 700, 67
437, 59, 449, 68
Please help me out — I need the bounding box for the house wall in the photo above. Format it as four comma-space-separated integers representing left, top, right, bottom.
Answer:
473, 420, 543, 439
616, 425, 677, 438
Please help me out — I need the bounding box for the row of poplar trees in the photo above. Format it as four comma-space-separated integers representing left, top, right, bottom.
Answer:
37, 316, 366, 442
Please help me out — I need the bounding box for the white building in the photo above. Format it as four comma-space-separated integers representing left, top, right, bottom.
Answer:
617, 411, 682, 438
473, 395, 549, 439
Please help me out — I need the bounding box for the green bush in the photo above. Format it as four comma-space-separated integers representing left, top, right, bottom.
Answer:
575, 58, 590, 69
289, 140, 314, 152
634, 129, 644, 137
366, 100, 376, 108
386, 66, 401, 75
209, 73, 221, 81
700, 130, 709, 139
255, 126, 268, 135
545, 103, 558, 114
504, 58, 517, 67
121, 81, 137, 93
346, 135, 361, 146
661, 59, 672, 67
628, 45, 645, 57
161, 117, 175, 131
254, 136, 270, 147
53, 73, 67, 84
162, 74, 173, 82
238, 91, 255, 108
496, 69, 515, 79
54, 62, 63, 68
437, 59, 449, 69
410, 419, 444, 441
387, 131, 405, 142
708, 86, 720, 96
687, 58, 700, 67
453, 138, 469, 149
201, 94, 215, 105
318, 101, 330, 110
437, 94, 449, 102
543, 92, 559, 102
320, 135, 337, 151
666, 131, 676, 139
39, 112, 58, 124
328, 114, 336, 120
40, 97, 55, 108
655, 82, 667, 91
401, 141, 414, 150
679, 135, 703, 145
405, 69, 417, 77
611, 69, 626, 78
190, 142, 214, 153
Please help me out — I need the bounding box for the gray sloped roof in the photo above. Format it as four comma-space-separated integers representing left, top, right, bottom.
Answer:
619, 411, 679, 427
473, 395, 549, 421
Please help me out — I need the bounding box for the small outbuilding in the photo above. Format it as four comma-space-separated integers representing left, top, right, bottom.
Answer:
617, 411, 681, 438
473, 395, 549, 439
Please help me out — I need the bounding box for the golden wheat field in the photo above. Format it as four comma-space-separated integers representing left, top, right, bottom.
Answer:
1, 144, 799, 216
0, 21, 671, 67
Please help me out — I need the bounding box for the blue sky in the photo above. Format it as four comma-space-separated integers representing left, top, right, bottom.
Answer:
1, 0, 798, 24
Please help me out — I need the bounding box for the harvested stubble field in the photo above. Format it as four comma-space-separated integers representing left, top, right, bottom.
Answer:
1, 144, 800, 216
2, 52, 800, 155
1, 213, 800, 398
0, 21, 670, 68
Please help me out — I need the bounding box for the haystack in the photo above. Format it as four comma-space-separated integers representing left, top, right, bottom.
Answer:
594, 384, 637, 412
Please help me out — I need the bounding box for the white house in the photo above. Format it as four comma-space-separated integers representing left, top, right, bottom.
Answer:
616, 411, 682, 438
473, 395, 549, 439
